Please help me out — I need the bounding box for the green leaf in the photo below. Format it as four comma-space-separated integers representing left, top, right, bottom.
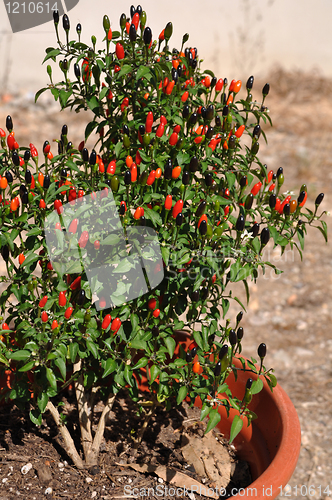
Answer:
133, 357, 148, 370
46, 367, 57, 391
8, 350, 30, 361
102, 358, 117, 378
69, 343, 79, 364
143, 207, 162, 227
86, 340, 98, 359
54, 358, 66, 380
59, 89, 73, 108
250, 377, 263, 395
124, 365, 133, 386
192, 331, 203, 350
176, 385, 188, 405
114, 141, 122, 158
30, 408, 42, 426
42, 48, 60, 63
149, 365, 160, 384
37, 392, 49, 413
18, 361, 35, 372
118, 64, 132, 77
85, 120, 99, 140
229, 414, 243, 443
130, 339, 147, 350
35, 87, 47, 102
200, 403, 211, 421
205, 408, 221, 433
164, 336, 176, 358
87, 95, 100, 114
136, 66, 151, 80
161, 246, 170, 266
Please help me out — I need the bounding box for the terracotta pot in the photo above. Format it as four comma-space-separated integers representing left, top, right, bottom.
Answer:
140, 331, 301, 500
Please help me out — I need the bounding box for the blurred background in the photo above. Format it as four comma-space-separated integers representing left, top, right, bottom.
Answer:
1, 0, 332, 94
0, 1, 332, 498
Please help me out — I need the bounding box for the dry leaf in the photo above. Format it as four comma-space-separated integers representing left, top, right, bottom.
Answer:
119, 463, 219, 499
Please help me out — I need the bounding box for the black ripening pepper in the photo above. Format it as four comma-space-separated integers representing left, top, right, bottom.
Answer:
130, 5, 135, 17
315, 193, 324, 206
74, 63, 81, 79
206, 127, 214, 139
246, 75, 254, 90
246, 378, 253, 390
214, 361, 222, 377
205, 173, 213, 187
211, 76, 217, 88
195, 200, 206, 217
136, 5, 142, 15
191, 290, 200, 302
283, 203, 290, 216
262, 83, 270, 97
253, 124, 261, 140
240, 175, 247, 188
44, 175, 50, 189
182, 171, 190, 185
249, 222, 260, 238
199, 220, 207, 235
219, 344, 228, 360
229, 329, 237, 346
25, 170, 32, 184
190, 347, 197, 358
6, 115, 13, 132
12, 151, 20, 167
120, 13, 126, 30
201, 287, 209, 301
60, 168, 67, 179
143, 27, 152, 45
182, 105, 190, 119
200, 107, 207, 119
228, 135, 236, 150
164, 163, 172, 180
119, 203, 126, 216
298, 191, 306, 204
258, 343, 267, 358
188, 112, 198, 126
237, 327, 244, 340
76, 23, 82, 35
269, 194, 276, 209
189, 156, 198, 172
129, 24, 136, 42
1, 245, 9, 262
89, 150, 97, 165
236, 214, 245, 232
222, 105, 229, 117
5, 171, 13, 183
140, 216, 146, 226
245, 193, 253, 210
276, 166, 283, 178
176, 213, 183, 226
236, 311, 243, 324
206, 104, 214, 121
82, 148, 89, 162
24, 150, 30, 162
186, 351, 193, 363
63, 14, 70, 31
260, 227, 270, 246
53, 9, 59, 24
124, 170, 132, 185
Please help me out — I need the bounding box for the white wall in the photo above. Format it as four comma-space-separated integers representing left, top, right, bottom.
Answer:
0, 0, 332, 94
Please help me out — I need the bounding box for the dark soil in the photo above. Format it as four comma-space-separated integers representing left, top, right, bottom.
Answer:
0, 393, 251, 499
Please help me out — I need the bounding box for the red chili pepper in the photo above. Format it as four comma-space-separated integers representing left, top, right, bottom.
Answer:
152, 309, 160, 318
155, 168, 162, 179
181, 91, 189, 102
130, 164, 138, 182
102, 314, 112, 330
194, 136, 204, 144
55, 222, 61, 230
78, 189, 84, 198
121, 97, 129, 112
41, 311, 48, 323
156, 123, 165, 138
165, 80, 175, 95
120, 201, 127, 212
39, 295, 48, 308
64, 307, 73, 319
224, 188, 230, 198
235, 125, 245, 138
204, 76, 211, 88
145, 111, 153, 133
299, 191, 307, 207
125, 21, 130, 34
159, 29, 165, 41
114, 65, 121, 73
0, 177, 8, 190
78, 231, 89, 249
111, 317, 121, 333
70, 276, 81, 290
251, 182, 262, 196
94, 240, 100, 250
215, 78, 224, 92
68, 218, 78, 234
192, 361, 201, 374
269, 183, 276, 192
136, 150, 142, 165
233, 80, 242, 93
54, 199, 63, 214
99, 160, 105, 173
224, 206, 230, 216
59, 291, 66, 307
275, 198, 281, 212
160, 115, 167, 125
0, 128, 5, 138
267, 170, 274, 183
134, 207, 144, 219
51, 320, 58, 330
18, 253, 25, 265
30, 143, 38, 158
107, 160, 116, 175
172, 199, 183, 219
7, 134, 15, 150
165, 195, 172, 210
147, 170, 156, 186
2, 323, 9, 331
172, 166, 181, 179
169, 132, 178, 146
43, 143, 51, 154
116, 42, 125, 59
148, 298, 157, 310
173, 125, 181, 134
279, 195, 292, 214
208, 139, 218, 151
229, 79, 236, 92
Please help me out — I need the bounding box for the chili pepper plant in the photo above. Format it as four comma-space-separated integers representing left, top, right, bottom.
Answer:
0, 6, 327, 470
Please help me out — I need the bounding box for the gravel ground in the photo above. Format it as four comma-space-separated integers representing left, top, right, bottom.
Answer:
0, 67, 331, 499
